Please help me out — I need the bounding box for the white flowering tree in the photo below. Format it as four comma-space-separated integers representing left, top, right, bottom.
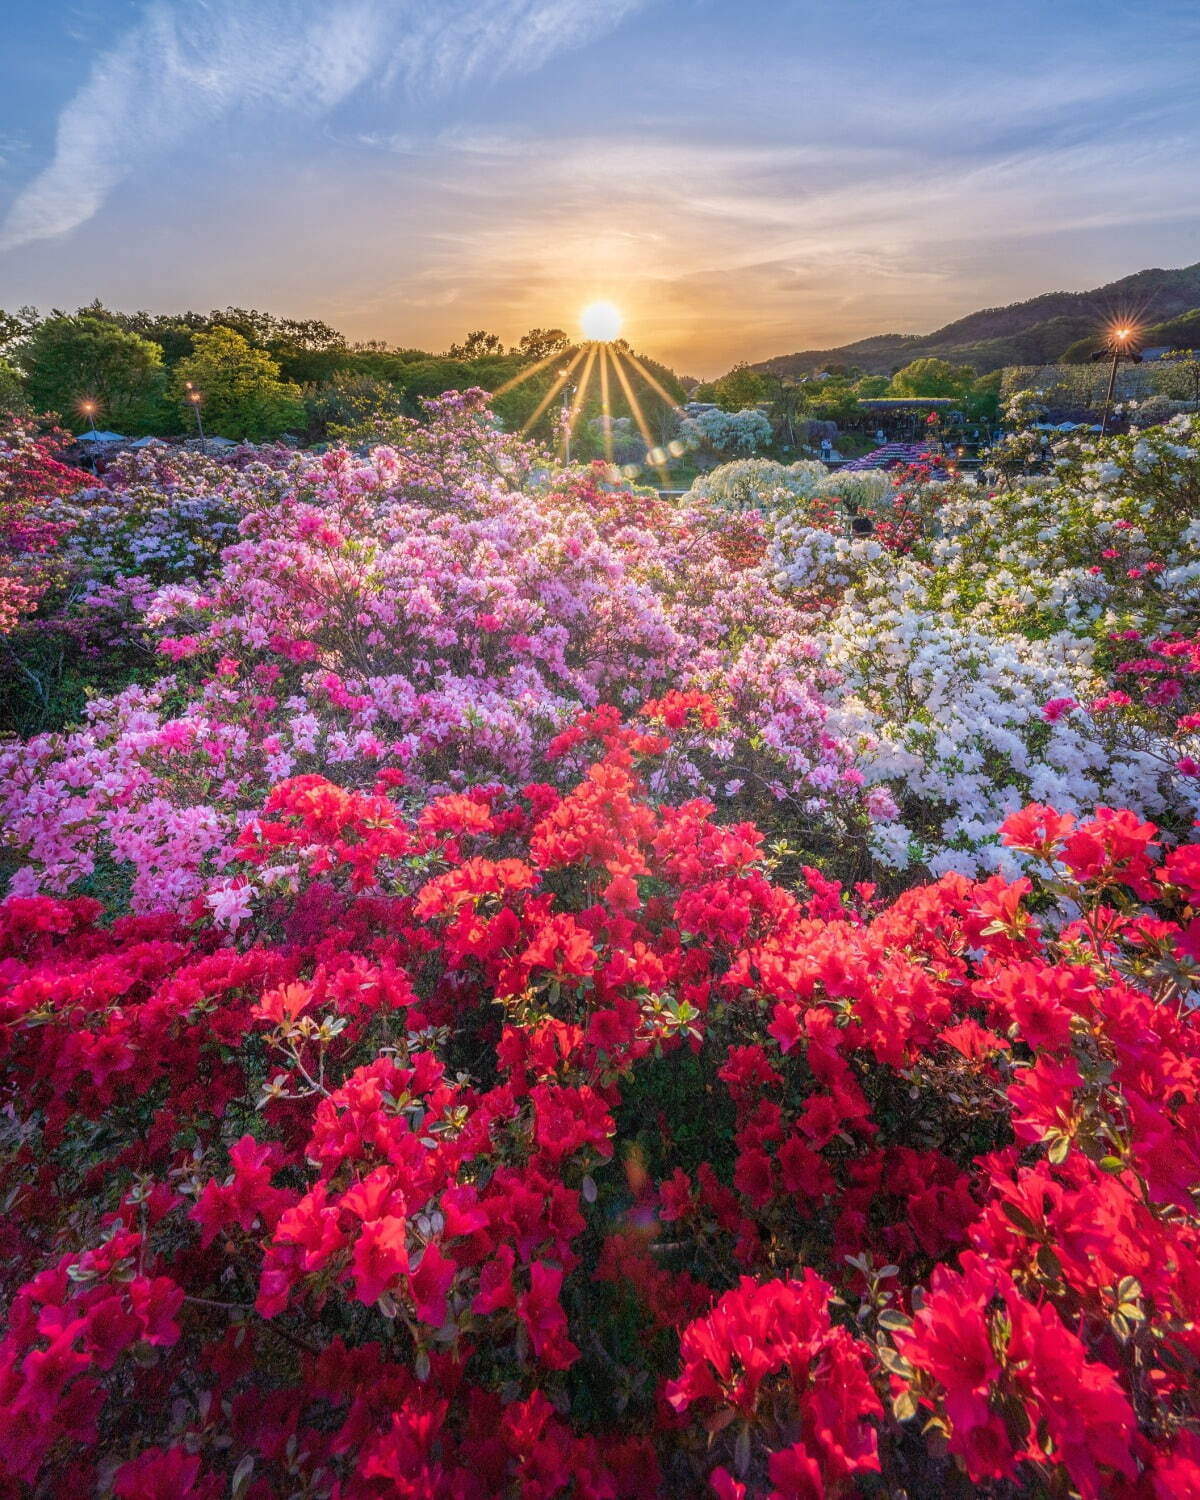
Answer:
679, 406, 773, 458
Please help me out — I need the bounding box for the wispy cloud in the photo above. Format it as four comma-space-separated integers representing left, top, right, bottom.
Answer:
0, 0, 650, 251
347, 123, 1199, 370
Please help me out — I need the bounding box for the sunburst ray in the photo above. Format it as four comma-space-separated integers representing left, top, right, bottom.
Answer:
598, 345, 615, 465
563, 344, 599, 460
521, 347, 586, 435
623, 349, 684, 418
493, 346, 577, 398
610, 346, 669, 485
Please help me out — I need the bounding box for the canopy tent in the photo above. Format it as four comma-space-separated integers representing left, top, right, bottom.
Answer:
857, 398, 959, 410
75, 430, 126, 443
840, 442, 948, 478
129, 436, 167, 448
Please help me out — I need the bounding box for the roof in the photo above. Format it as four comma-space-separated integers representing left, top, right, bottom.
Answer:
75, 430, 126, 443
840, 442, 950, 478
858, 398, 959, 410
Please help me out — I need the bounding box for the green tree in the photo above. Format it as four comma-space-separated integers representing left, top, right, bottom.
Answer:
853, 375, 891, 398
304, 372, 407, 443
516, 328, 570, 361
0, 307, 39, 354
711, 362, 769, 409
1155, 351, 1200, 405
447, 330, 505, 360
966, 370, 1003, 421
173, 327, 304, 441
0, 359, 28, 415
766, 378, 810, 447
801, 377, 863, 426
20, 314, 167, 431
888, 358, 976, 398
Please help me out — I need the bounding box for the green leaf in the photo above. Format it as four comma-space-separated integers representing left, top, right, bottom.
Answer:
876, 1345, 915, 1379
1000, 1201, 1040, 1238
1046, 1131, 1071, 1165
892, 1390, 918, 1422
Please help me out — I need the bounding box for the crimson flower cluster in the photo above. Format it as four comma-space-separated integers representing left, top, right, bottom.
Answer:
1, 700, 1198, 1497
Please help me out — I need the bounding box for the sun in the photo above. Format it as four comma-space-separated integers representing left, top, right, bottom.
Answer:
580, 300, 623, 343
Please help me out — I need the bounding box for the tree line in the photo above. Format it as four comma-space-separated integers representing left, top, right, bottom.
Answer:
0, 304, 688, 444
0, 298, 1015, 452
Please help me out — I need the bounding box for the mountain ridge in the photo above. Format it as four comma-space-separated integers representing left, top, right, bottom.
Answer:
750, 263, 1200, 378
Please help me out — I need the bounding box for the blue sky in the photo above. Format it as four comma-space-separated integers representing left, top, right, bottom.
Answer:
1, 0, 1198, 374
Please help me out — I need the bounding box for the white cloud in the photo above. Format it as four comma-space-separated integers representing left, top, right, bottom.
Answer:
0, 0, 650, 251
348, 124, 1199, 370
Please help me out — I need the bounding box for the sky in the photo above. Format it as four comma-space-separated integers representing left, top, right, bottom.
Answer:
1, 0, 1198, 376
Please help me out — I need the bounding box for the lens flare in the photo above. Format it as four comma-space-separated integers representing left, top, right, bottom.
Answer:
581, 300, 623, 342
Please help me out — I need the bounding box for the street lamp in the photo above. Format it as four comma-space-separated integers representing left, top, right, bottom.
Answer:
78, 399, 99, 437
1092, 326, 1143, 436
184, 381, 206, 441
558, 368, 575, 463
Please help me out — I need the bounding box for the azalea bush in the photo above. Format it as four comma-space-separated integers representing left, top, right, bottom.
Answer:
928, 414, 1200, 642
757, 419, 1200, 873
3, 391, 1200, 1497
0, 403, 872, 912
0, 417, 85, 637
1, 703, 1198, 1497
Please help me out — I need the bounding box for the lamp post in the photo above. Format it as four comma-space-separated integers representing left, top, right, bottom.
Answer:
559, 369, 575, 463
79, 399, 99, 437
1093, 327, 1142, 436
184, 382, 206, 441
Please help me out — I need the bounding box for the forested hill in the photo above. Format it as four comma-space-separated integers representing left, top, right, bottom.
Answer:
752, 262, 1200, 376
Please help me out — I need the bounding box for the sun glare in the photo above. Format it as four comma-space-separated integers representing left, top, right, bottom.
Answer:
581, 300, 623, 342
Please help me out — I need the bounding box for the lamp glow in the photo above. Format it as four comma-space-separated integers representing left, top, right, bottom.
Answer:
580, 301, 622, 343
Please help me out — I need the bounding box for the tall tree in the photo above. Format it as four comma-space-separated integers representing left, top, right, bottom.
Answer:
20, 315, 167, 432
173, 327, 304, 441
516, 328, 570, 361
448, 330, 505, 359
0, 360, 28, 415
888, 358, 976, 398
711, 362, 769, 409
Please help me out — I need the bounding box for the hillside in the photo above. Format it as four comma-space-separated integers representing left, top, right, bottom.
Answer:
753, 262, 1200, 377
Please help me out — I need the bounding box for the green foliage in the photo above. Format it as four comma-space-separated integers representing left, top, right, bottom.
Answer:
447, 330, 505, 360
801, 377, 863, 425
173, 328, 305, 441
0, 359, 28, 416
303, 372, 408, 443
0, 307, 39, 353
1154, 351, 1200, 404
709, 362, 770, 410
20, 315, 169, 433
888, 358, 975, 399
516, 328, 570, 360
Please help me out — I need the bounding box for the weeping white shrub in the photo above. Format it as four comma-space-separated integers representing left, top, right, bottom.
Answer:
687, 457, 827, 512
816, 469, 893, 509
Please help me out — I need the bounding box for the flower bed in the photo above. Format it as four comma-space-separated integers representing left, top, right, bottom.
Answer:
1, 704, 1197, 1496
1, 399, 1199, 1496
